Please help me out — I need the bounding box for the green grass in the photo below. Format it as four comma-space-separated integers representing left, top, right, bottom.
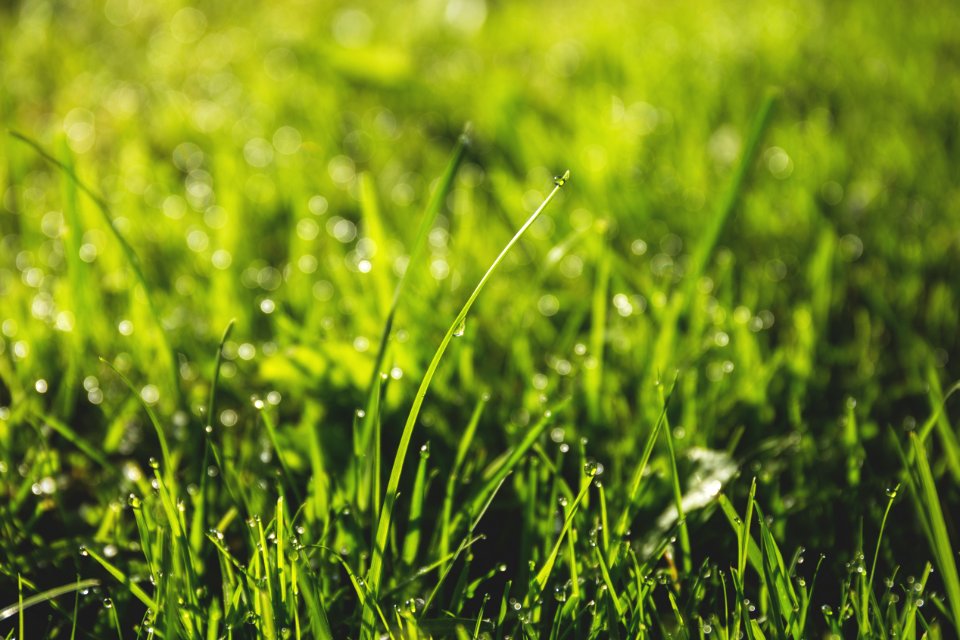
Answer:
2, 0, 960, 637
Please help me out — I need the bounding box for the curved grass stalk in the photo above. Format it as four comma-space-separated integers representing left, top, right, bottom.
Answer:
360, 169, 571, 638
0, 578, 99, 622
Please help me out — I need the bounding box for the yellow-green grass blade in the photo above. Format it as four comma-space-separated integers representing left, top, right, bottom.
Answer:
358, 172, 394, 318
612, 375, 677, 558
361, 170, 570, 638
422, 481, 510, 617
402, 441, 431, 566
909, 433, 960, 630
192, 319, 235, 557
585, 242, 609, 424
465, 398, 570, 519
0, 578, 99, 622
662, 397, 692, 575
864, 482, 900, 635
82, 545, 158, 611
438, 393, 488, 563
534, 476, 591, 595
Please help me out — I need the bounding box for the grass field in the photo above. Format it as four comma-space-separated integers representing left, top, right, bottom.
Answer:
2, 0, 960, 637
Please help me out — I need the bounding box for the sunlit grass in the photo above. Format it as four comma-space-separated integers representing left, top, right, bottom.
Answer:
1, 0, 960, 637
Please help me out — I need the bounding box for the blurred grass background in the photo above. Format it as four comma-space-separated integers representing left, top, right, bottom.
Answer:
1, 0, 960, 635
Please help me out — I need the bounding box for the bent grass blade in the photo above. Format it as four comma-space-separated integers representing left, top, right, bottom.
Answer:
361, 170, 571, 638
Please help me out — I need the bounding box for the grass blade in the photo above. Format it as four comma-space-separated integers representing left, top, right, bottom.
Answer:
362, 169, 571, 638
612, 375, 677, 554
82, 546, 158, 611
534, 476, 591, 594
463, 398, 570, 519
438, 393, 488, 564
909, 433, 960, 630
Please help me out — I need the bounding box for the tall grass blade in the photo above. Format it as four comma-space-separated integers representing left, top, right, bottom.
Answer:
909, 433, 960, 630
534, 477, 591, 594
438, 393, 488, 563
612, 375, 677, 557
362, 170, 571, 638
82, 546, 158, 610
193, 319, 235, 556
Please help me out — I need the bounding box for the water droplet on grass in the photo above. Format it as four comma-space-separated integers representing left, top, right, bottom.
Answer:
140, 385, 160, 405
453, 318, 466, 337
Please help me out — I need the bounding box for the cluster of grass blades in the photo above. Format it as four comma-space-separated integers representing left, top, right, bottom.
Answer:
3, 70, 960, 638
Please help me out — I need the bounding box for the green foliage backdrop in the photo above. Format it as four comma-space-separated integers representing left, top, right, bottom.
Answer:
1, 0, 959, 637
